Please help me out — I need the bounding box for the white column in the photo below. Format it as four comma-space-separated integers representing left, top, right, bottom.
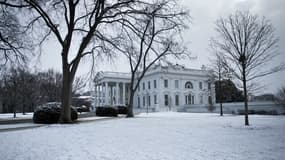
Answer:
98, 84, 101, 106
94, 85, 97, 107
109, 85, 114, 105
116, 82, 119, 105
123, 83, 126, 105
96, 85, 100, 107
127, 84, 130, 105
105, 82, 108, 106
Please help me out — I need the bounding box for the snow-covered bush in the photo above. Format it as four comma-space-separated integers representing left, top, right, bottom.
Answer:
237, 109, 255, 115
33, 102, 78, 123
237, 109, 278, 115
117, 105, 128, 114
96, 106, 118, 117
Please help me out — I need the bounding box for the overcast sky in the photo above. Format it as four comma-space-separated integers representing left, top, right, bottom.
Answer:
37, 0, 285, 94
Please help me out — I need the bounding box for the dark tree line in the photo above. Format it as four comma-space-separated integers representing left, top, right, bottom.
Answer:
0, 68, 36, 116
275, 86, 285, 107
215, 79, 244, 103
0, 68, 84, 116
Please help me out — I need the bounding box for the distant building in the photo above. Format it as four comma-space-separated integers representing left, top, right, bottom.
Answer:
94, 64, 215, 111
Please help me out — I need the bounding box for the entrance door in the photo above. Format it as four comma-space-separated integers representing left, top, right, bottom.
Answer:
185, 94, 192, 105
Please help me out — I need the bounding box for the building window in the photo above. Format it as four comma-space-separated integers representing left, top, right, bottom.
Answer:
208, 96, 212, 105
200, 95, 203, 104
175, 95, 179, 106
208, 83, 211, 90
185, 81, 193, 89
138, 97, 140, 108
143, 96, 145, 106
154, 95, 157, 104
164, 79, 168, 88
148, 95, 151, 106
148, 81, 151, 90
143, 82, 145, 90
154, 80, 157, 89
175, 80, 179, 89
199, 82, 203, 90
164, 94, 169, 106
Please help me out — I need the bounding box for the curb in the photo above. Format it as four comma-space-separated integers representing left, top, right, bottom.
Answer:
0, 112, 96, 125
0, 119, 33, 125
0, 116, 124, 133
0, 124, 45, 133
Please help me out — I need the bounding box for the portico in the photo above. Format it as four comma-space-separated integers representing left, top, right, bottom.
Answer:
94, 72, 131, 107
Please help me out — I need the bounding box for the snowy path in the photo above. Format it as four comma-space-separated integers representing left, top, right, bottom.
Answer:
0, 112, 284, 160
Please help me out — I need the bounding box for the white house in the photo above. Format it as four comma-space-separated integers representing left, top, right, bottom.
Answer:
94, 64, 215, 111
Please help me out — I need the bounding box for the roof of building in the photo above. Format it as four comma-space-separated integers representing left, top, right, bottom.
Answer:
95, 63, 212, 84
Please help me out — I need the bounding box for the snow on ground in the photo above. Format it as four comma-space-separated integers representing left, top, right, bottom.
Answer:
0, 112, 33, 120
0, 112, 284, 160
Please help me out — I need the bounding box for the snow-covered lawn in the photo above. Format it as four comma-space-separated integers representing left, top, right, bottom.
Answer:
0, 112, 284, 160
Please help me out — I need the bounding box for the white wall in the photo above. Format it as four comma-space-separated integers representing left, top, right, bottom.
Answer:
134, 67, 215, 111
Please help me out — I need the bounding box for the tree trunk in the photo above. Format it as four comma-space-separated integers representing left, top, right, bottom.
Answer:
218, 69, 223, 116
220, 102, 223, 116
242, 66, 249, 126
13, 105, 16, 118
22, 104, 26, 115
126, 89, 135, 117
59, 68, 73, 123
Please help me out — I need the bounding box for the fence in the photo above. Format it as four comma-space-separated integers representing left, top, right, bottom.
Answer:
178, 101, 285, 115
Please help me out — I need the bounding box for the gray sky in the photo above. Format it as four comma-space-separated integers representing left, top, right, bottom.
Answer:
37, 0, 285, 94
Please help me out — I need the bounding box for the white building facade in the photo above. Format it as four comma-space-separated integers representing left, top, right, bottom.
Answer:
94, 64, 215, 111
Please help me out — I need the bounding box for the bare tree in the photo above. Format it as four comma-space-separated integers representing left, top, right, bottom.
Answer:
0, 6, 32, 67
0, 0, 167, 123
113, 0, 189, 117
209, 51, 232, 116
211, 11, 284, 125
72, 76, 86, 96
37, 69, 62, 103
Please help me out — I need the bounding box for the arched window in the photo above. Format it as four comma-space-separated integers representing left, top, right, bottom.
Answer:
185, 81, 193, 89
